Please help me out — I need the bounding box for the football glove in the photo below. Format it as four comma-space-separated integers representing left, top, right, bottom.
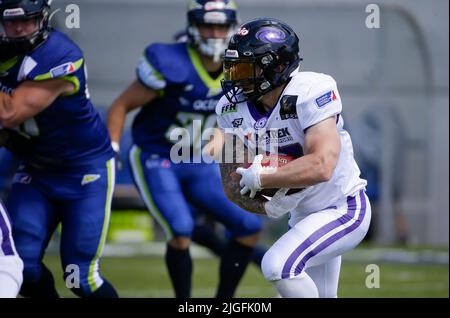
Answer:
0, 128, 35, 156
264, 188, 299, 219
236, 154, 276, 198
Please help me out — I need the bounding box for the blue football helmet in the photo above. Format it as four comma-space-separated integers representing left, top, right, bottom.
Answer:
0, 0, 51, 60
187, 0, 238, 62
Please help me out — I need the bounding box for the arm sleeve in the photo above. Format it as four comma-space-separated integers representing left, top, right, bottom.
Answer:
136, 45, 167, 90
26, 48, 85, 95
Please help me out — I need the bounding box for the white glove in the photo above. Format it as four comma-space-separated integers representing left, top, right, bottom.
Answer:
264, 188, 300, 219
236, 154, 264, 198
264, 185, 316, 218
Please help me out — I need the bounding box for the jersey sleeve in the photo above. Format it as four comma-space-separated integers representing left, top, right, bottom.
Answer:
297, 76, 342, 131
136, 44, 167, 90
26, 34, 85, 95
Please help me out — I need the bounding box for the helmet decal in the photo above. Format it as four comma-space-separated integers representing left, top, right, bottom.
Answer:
255, 27, 287, 44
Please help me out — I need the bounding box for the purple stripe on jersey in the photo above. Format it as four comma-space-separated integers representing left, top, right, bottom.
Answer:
293, 190, 367, 276
0, 202, 14, 256
281, 193, 358, 279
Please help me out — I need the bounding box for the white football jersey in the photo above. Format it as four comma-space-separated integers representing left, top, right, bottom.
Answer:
216, 71, 367, 219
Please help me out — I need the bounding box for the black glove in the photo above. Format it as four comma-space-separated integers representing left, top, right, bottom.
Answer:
0, 129, 35, 156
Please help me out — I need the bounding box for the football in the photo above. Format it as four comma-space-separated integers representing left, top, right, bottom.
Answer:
230, 153, 304, 197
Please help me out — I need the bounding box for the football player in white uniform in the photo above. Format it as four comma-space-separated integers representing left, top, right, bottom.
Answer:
214, 18, 371, 298
0, 199, 23, 298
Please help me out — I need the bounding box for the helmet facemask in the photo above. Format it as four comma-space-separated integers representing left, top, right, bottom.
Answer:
222, 50, 300, 104
187, 23, 236, 63
186, 0, 238, 62
0, 7, 50, 60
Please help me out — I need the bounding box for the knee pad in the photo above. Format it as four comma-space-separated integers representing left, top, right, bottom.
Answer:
261, 249, 285, 281
0, 255, 23, 289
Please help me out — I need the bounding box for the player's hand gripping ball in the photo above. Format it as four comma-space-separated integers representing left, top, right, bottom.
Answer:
231, 153, 304, 197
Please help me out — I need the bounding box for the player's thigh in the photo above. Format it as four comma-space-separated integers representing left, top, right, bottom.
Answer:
0, 200, 17, 257
262, 191, 370, 281
184, 164, 262, 238
6, 178, 58, 264
59, 193, 110, 268
129, 149, 194, 238
305, 256, 341, 298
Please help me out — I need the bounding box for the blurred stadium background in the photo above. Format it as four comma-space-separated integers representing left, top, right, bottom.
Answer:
0, 0, 448, 297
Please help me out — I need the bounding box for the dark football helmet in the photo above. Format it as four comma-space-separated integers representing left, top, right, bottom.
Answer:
221, 18, 302, 103
187, 0, 238, 62
0, 0, 51, 60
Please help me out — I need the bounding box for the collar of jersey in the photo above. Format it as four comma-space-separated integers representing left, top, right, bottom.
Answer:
0, 56, 20, 73
187, 45, 223, 90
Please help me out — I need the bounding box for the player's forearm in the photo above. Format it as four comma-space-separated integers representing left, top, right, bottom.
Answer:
219, 162, 267, 214
107, 102, 128, 144
261, 152, 337, 189
1, 80, 73, 128
0, 92, 17, 127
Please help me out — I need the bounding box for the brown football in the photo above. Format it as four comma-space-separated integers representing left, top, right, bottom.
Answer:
230, 153, 304, 197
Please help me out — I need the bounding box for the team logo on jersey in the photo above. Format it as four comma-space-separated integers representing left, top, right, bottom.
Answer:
315, 90, 337, 108
221, 103, 237, 114
232, 118, 243, 128
254, 117, 268, 129
50, 62, 76, 78
280, 95, 298, 120
81, 174, 101, 186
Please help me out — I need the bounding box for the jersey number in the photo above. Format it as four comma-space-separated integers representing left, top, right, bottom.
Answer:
165, 112, 217, 150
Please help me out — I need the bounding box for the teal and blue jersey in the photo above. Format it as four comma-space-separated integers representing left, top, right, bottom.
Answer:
0, 29, 113, 169
132, 42, 223, 160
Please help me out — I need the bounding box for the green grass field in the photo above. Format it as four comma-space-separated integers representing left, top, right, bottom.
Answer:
43, 254, 449, 298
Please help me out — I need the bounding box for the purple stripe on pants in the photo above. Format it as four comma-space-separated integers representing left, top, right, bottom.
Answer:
281, 191, 360, 279
293, 190, 367, 276
0, 201, 15, 256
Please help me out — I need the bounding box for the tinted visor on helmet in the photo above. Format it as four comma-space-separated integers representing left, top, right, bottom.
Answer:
222, 54, 261, 104
223, 59, 254, 82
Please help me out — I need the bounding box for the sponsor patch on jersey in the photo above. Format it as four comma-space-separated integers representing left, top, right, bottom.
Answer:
315, 90, 337, 108
254, 117, 268, 129
50, 62, 76, 78
232, 118, 243, 128
81, 174, 101, 186
221, 103, 237, 114
280, 95, 298, 120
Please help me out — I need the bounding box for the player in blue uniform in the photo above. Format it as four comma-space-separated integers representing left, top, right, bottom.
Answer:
0, 0, 117, 298
107, 0, 262, 298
